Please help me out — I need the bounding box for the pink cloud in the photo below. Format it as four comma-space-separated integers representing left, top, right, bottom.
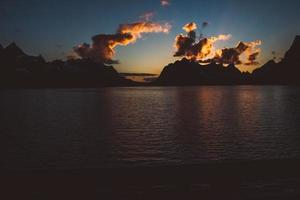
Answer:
161, 0, 170, 7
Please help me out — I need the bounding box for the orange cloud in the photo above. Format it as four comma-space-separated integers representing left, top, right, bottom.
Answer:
183, 22, 197, 32
118, 22, 171, 39
74, 21, 171, 64
174, 22, 231, 60
204, 40, 262, 65
210, 34, 232, 42
174, 22, 261, 66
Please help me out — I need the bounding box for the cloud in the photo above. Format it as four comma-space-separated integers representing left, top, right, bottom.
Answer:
140, 11, 155, 21
213, 42, 248, 65
174, 22, 231, 60
174, 22, 261, 66
161, 0, 170, 7
213, 40, 261, 65
183, 22, 197, 32
245, 52, 260, 66
202, 22, 209, 29
74, 21, 171, 64
210, 34, 232, 42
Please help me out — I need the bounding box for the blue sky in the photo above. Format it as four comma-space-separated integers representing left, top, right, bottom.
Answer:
0, 0, 299, 73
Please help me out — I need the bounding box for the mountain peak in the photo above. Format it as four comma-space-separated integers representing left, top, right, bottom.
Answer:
5, 42, 26, 56
6, 42, 18, 48
180, 57, 192, 64
283, 35, 300, 63
291, 35, 300, 47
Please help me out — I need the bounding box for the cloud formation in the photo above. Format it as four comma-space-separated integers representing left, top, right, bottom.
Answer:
213, 40, 261, 65
202, 22, 209, 29
183, 22, 197, 32
140, 11, 155, 21
174, 22, 231, 60
161, 0, 170, 7
174, 22, 261, 66
74, 21, 171, 64
245, 52, 260, 66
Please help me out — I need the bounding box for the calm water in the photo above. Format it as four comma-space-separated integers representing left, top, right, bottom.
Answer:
1, 86, 300, 170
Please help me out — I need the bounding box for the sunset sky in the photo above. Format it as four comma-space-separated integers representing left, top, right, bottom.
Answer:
0, 0, 299, 74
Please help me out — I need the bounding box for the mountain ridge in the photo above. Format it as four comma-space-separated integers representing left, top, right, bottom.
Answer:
155, 35, 300, 85
1, 36, 300, 88
0, 43, 136, 88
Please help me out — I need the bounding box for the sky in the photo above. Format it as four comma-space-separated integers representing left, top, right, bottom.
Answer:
0, 0, 300, 74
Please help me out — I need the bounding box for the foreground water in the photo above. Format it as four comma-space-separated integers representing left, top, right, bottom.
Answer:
1, 86, 300, 170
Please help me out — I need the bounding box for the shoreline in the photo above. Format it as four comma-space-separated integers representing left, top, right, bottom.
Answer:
1, 84, 300, 90
1, 159, 300, 199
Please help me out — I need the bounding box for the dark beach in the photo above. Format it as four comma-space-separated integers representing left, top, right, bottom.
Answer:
2, 160, 300, 199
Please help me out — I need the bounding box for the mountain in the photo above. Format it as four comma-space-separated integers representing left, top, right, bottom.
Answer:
1, 36, 299, 88
0, 42, 47, 75
156, 58, 204, 85
3, 42, 26, 57
252, 60, 279, 83
61, 58, 135, 87
253, 36, 300, 84
284, 35, 300, 64
157, 36, 300, 86
0, 43, 135, 88
155, 58, 246, 85
0, 44, 3, 59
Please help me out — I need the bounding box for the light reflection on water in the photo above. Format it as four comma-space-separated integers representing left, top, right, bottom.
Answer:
0, 86, 300, 169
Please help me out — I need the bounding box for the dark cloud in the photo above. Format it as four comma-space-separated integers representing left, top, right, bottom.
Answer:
214, 41, 261, 65
202, 22, 209, 29
74, 33, 135, 64
214, 42, 250, 65
245, 52, 260, 66
174, 32, 196, 57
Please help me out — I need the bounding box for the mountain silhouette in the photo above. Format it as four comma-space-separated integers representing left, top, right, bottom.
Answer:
252, 35, 300, 84
284, 35, 300, 63
155, 58, 247, 85
0, 43, 135, 88
4, 42, 26, 57
156, 36, 300, 86
0, 36, 300, 88
0, 44, 3, 60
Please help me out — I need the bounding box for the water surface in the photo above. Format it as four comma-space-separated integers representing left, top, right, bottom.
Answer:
1, 86, 300, 170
